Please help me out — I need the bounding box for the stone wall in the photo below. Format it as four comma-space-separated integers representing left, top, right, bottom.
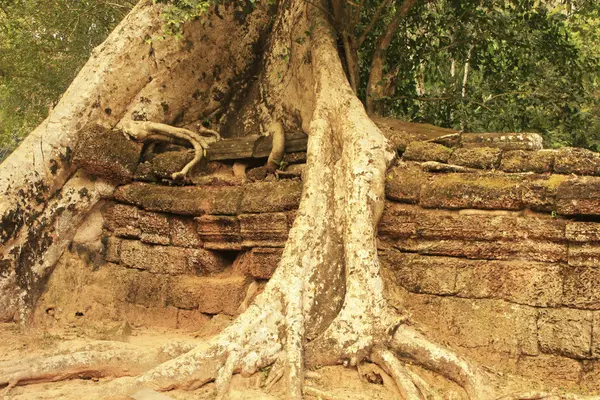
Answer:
33, 127, 600, 392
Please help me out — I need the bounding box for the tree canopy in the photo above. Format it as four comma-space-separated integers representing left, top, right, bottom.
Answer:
0, 0, 134, 159
1, 0, 600, 160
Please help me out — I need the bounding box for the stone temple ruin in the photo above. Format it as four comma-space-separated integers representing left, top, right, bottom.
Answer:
11, 117, 600, 394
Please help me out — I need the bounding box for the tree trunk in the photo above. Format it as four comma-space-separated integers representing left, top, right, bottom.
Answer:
1, 1, 566, 399
366, 0, 417, 115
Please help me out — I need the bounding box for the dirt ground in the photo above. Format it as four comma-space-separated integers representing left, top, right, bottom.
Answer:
2, 321, 592, 400
1, 322, 429, 400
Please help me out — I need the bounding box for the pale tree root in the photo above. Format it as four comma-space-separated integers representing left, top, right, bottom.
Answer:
0, 340, 197, 396
120, 120, 221, 180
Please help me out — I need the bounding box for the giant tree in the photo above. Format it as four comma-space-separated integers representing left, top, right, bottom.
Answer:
0, 1, 593, 399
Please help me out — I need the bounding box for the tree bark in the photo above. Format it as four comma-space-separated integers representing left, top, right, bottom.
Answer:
366, 0, 417, 115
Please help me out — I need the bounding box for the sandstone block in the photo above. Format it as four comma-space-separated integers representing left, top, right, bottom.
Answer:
239, 213, 289, 247
138, 211, 170, 245
118, 268, 168, 308
118, 302, 179, 329
593, 314, 600, 358
170, 217, 202, 248
114, 183, 243, 215
103, 203, 140, 238
568, 243, 600, 267
234, 248, 283, 279
385, 163, 429, 204
461, 132, 543, 151
414, 211, 565, 242
176, 309, 211, 331
382, 252, 457, 295
522, 175, 568, 212
517, 355, 582, 384
566, 222, 600, 242
556, 176, 600, 216
500, 149, 556, 173
395, 238, 566, 263
195, 215, 241, 250
400, 295, 539, 355
538, 308, 593, 359
378, 203, 417, 238
403, 141, 453, 163
167, 275, 250, 315
420, 173, 523, 210
73, 125, 143, 184
454, 261, 563, 307
119, 240, 227, 275
240, 180, 302, 213
562, 266, 600, 310
104, 236, 122, 263
449, 147, 501, 169
554, 147, 600, 176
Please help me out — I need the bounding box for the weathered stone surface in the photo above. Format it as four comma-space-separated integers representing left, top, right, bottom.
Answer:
138, 211, 170, 245
103, 203, 140, 238
566, 222, 600, 242
402, 141, 453, 163
500, 150, 556, 173
554, 147, 600, 176
415, 210, 565, 242
385, 163, 430, 204
517, 355, 582, 384
399, 294, 539, 355
420, 173, 523, 210
240, 180, 302, 213
395, 238, 566, 263
538, 308, 593, 359
167, 275, 249, 315
461, 132, 543, 151
522, 175, 568, 212
594, 314, 600, 358
134, 151, 194, 182
454, 261, 563, 307
104, 236, 122, 263
383, 251, 563, 306
119, 268, 168, 308
562, 266, 600, 309
119, 240, 227, 275
170, 217, 202, 248
556, 176, 600, 216
568, 243, 600, 267
378, 203, 417, 238
176, 309, 211, 331
381, 252, 457, 295
239, 213, 289, 247
234, 248, 283, 279
118, 303, 180, 330
195, 215, 241, 250
449, 147, 501, 169
73, 125, 143, 184
114, 183, 243, 215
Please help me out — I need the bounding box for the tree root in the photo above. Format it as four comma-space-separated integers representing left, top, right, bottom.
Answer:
121, 120, 221, 180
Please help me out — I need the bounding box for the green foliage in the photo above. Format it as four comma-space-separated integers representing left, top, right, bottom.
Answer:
0, 0, 133, 158
355, 0, 600, 149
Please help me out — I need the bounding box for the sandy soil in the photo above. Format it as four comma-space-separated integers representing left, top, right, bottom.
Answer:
0, 322, 417, 400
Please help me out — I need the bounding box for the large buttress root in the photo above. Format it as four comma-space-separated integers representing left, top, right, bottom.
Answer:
2, 2, 598, 400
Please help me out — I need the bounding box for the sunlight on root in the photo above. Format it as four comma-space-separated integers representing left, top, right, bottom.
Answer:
215, 353, 238, 400
371, 346, 428, 400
